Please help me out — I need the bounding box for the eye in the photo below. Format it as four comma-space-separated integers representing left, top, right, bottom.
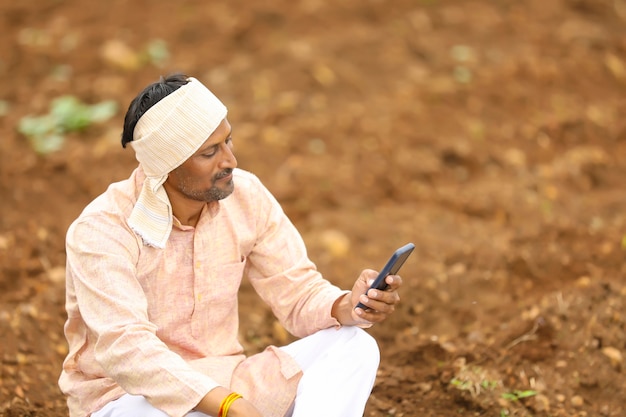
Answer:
200, 137, 233, 158
202, 146, 218, 158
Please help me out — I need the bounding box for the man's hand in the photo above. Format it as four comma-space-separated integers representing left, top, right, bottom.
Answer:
332, 269, 403, 327
195, 386, 264, 417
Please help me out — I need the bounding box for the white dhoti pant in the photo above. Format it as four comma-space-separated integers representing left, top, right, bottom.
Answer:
91, 326, 380, 417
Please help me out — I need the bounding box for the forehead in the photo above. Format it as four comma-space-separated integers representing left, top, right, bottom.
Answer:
194, 118, 231, 153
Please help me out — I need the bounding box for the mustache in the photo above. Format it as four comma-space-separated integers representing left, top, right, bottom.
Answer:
214, 168, 234, 180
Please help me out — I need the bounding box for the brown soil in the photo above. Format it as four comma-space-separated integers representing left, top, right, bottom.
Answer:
1, 1, 626, 416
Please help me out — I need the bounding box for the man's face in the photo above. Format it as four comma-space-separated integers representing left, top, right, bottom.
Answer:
165, 118, 237, 203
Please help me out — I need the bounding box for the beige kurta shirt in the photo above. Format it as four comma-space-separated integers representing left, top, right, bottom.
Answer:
59, 167, 346, 417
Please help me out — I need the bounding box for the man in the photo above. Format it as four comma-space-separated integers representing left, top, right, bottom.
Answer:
59, 74, 403, 417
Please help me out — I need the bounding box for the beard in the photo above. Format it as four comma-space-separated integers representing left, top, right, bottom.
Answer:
177, 168, 235, 202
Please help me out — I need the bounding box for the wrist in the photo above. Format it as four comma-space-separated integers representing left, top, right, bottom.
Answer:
194, 387, 231, 416
218, 392, 242, 417
331, 292, 356, 325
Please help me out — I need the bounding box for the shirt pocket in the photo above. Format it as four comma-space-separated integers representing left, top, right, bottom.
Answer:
191, 257, 247, 343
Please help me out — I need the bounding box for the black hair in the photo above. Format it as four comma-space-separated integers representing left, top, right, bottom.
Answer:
121, 73, 190, 148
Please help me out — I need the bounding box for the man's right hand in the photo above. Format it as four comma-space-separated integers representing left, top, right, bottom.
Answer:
195, 386, 264, 417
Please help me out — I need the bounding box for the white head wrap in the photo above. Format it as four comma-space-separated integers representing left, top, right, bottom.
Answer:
128, 77, 227, 248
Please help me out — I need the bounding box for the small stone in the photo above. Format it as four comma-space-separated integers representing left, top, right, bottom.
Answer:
571, 395, 584, 407
319, 229, 350, 258
16, 353, 28, 365
47, 266, 66, 283
601, 347, 623, 369
575, 276, 591, 288
100, 40, 141, 71
448, 262, 466, 276
55, 343, 69, 356
417, 382, 432, 393
533, 394, 550, 412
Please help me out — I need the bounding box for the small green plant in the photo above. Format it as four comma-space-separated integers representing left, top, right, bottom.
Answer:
480, 379, 498, 390
501, 389, 538, 401
450, 377, 473, 391
144, 39, 170, 67
450, 376, 500, 397
450, 365, 501, 397
499, 390, 537, 417
18, 95, 117, 154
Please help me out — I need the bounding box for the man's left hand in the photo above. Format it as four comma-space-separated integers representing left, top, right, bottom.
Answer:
347, 269, 403, 327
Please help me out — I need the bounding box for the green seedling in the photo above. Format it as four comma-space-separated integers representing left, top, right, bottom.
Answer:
144, 39, 170, 67
450, 377, 473, 391
480, 379, 498, 390
18, 95, 117, 154
450, 376, 500, 398
501, 389, 537, 401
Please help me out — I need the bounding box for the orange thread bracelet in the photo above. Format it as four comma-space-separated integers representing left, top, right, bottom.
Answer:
218, 392, 242, 417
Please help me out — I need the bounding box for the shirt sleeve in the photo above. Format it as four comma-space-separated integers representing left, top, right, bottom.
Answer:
66, 214, 219, 417
243, 176, 348, 337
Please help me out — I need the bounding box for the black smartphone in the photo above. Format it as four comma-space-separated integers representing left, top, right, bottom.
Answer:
355, 243, 415, 311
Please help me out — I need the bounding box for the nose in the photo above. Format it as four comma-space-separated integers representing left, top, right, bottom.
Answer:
219, 142, 237, 169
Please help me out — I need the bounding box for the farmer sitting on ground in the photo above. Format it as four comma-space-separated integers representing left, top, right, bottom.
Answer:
58, 74, 404, 417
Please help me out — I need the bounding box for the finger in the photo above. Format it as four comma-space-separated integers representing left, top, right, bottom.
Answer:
384, 274, 403, 290
358, 294, 397, 314
366, 288, 401, 305
355, 307, 392, 323
362, 269, 378, 286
